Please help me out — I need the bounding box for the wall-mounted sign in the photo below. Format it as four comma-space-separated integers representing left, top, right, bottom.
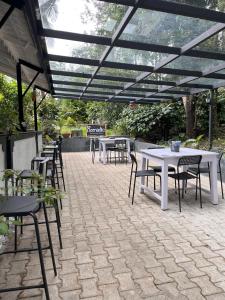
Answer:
87, 124, 106, 136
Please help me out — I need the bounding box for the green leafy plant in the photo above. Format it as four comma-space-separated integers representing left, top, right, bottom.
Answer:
182, 134, 204, 149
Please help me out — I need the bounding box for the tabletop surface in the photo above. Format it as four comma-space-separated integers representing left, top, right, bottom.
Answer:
99, 137, 131, 142
141, 147, 218, 159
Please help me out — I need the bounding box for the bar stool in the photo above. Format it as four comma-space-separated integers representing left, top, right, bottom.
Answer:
0, 160, 57, 300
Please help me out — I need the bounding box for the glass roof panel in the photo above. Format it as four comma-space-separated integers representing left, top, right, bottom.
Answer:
132, 83, 158, 89
216, 69, 225, 74
164, 1, 225, 12
51, 75, 88, 83
39, 0, 127, 37
166, 56, 223, 72
98, 67, 142, 78
91, 79, 124, 87
87, 87, 116, 93
122, 90, 146, 95
189, 78, 224, 85
54, 90, 80, 95
53, 84, 84, 89
106, 47, 165, 66
120, 8, 216, 47
50, 61, 95, 73
194, 30, 225, 53
46, 38, 105, 59
145, 73, 185, 82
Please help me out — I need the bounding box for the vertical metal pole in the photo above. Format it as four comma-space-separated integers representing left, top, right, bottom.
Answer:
209, 89, 214, 150
16, 62, 26, 131
33, 88, 39, 154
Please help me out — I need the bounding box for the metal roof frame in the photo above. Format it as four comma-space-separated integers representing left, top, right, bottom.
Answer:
30, 0, 225, 103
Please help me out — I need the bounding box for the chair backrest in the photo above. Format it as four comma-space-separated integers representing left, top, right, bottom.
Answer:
115, 139, 126, 148
178, 155, 202, 167
130, 153, 137, 165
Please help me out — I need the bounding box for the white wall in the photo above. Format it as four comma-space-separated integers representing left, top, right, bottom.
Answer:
13, 137, 36, 170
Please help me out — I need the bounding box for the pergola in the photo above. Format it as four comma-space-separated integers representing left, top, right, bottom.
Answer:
1, 0, 225, 129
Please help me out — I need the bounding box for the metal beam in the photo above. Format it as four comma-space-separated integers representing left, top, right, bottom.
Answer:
22, 71, 40, 97
0, 5, 15, 29
40, 26, 225, 61
48, 54, 205, 77
98, 0, 225, 23
16, 62, 26, 131
1, 0, 24, 9
80, 1, 142, 98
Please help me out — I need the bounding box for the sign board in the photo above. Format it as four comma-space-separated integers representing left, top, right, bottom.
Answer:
87, 124, 106, 137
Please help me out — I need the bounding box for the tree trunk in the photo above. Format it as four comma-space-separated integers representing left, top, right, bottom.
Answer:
182, 95, 195, 138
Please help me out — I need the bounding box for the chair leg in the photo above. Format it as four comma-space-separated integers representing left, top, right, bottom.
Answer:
128, 171, 133, 197
54, 202, 63, 249
195, 177, 198, 201
60, 166, 66, 192
132, 175, 137, 205
219, 170, 224, 199
199, 174, 202, 208
20, 216, 23, 235
31, 213, 50, 300
177, 179, 182, 212
208, 170, 211, 190
182, 180, 184, 199
14, 216, 18, 252
153, 174, 156, 190
42, 204, 57, 276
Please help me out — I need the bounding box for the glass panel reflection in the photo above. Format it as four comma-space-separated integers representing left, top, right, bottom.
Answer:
121, 8, 215, 47
46, 38, 105, 59
39, 0, 127, 37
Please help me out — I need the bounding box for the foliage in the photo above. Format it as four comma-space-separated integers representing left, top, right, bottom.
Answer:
182, 134, 205, 149
115, 102, 185, 140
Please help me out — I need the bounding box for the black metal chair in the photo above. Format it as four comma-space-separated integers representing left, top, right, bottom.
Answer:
0, 160, 56, 300
128, 153, 160, 205
108, 139, 128, 165
16, 157, 63, 249
168, 155, 202, 212
188, 151, 224, 199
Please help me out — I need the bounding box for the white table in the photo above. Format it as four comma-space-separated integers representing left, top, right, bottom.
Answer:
140, 147, 219, 210
99, 137, 131, 164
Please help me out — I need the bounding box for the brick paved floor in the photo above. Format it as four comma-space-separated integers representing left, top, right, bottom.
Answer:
1, 152, 225, 299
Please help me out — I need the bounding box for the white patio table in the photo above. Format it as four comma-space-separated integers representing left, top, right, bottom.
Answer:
99, 137, 131, 164
140, 147, 219, 210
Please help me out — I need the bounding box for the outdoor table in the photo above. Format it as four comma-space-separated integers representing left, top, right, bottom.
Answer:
140, 147, 219, 210
99, 137, 131, 164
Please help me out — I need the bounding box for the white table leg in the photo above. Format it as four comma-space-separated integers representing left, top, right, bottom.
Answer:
99, 142, 102, 162
161, 160, 168, 210
210, 157, 218, 204
140, 157, 146, 193
102, 143, 107, 164
127, 140, 131, 162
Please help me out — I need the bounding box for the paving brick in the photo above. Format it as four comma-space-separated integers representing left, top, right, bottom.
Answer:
115, 273, 135, 291
135, 277, 160, 297
179, 261, 205, 278
78, 263, 97, 279
60, 273, 80, 291
95, 267, 116, 285
157, 282, 187, 299
169, 271, 197, 290
110, 258, 130, 274
191, 276, 223, 296
147, 266, 173, 285
99, 284, 121, 300
200, 266, 225, 283
80, 278, 101, 298
93, 254, 111, 269
160, 258, 183, 274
